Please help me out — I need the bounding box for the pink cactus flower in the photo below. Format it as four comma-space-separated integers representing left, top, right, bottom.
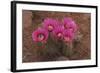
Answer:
63, 17, 77, 32
32, 28, 48, 43
43, 18, 59, 32
52, 25, 64, 39
63, 29, 74, 42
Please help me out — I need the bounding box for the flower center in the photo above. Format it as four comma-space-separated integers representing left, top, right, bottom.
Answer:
48, 25, 53, 31
64, 24, 68, 29
38, 34, 44, 41
64, 24, 67, 28
57, 33, 62, 37
64, 37, 70, 42
69, 28, 73, 30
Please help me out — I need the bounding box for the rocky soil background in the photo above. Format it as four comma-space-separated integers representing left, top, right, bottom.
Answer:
22, 10, 91, 63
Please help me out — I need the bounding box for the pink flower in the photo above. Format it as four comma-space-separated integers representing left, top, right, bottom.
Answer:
32, 28, 48, 43
63, 17, 77, 32
43, 18, 59, 32
52, 25, 64, 39
63, 29, 74, 42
